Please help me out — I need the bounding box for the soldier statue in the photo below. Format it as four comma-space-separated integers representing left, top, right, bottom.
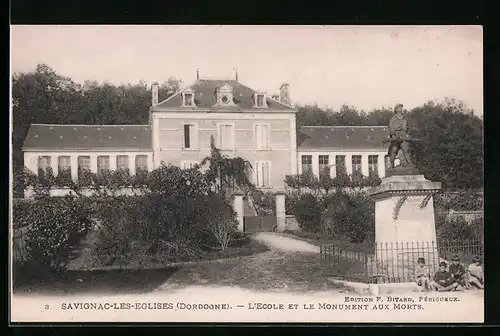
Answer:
387, 103, 416, 170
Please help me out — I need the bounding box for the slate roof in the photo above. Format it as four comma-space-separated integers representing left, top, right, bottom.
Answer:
23, 124, 152, 151
154, 79, 293, 111
298, 126, 389, 151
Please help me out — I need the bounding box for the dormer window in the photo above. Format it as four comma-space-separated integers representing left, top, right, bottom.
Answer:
214, 83, 236, 107
182, 89, 196, 107
253, 93, 268, 108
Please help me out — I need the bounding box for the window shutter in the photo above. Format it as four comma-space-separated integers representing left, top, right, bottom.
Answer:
257, 161, 261, 187
263, 161, 269, 187
263, 125, 269, 149
255, 124, 261, 149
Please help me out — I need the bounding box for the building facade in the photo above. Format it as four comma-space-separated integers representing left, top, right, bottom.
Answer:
22, 77, 297, 191
297, 126, 389, 179
149, 78, 297, 190
21, 75, 394, 195
23, 124, 154, 181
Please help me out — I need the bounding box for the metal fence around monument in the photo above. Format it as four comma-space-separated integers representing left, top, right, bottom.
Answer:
320, 239, 484, 284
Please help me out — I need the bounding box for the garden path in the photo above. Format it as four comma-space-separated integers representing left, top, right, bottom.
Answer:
251, 232, 320, 253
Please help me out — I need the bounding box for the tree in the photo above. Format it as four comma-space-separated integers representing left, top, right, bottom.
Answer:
206, 197, 238, 251
294, 98, 483, 189
11, 64, 84, 174
200, 140, 255, 198
409, 98, 483, 189
11, 64, 183, 178
159, 78, 183, 102
332, 105, 368, 126
365, 107, 394, 126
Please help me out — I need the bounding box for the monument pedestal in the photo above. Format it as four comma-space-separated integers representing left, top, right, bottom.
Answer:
368, 174, 442, 279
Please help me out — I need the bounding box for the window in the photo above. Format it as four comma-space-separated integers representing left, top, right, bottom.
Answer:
183, 124, 198, 149
37, 156, 51, 177
257, 95, 264, 107
116, 155, 129, 171
216, 84, 233, 106
254, 93, 267, 108
352, 155, 362, 174
97, 156, 110, 175
181, 161, 198, 170
77, 156, 90, 171
319, 155, 329, 177
218, 124, 234, 150
255, 123, 270, 149
184, 93, 193, 106
135, 155, 148, 171
368, 155, 379, 176
182, 89, 195, 107
58, 156, 70, 172
335, 155, 346, 176
256, 161, 271, 188
301, 155, 312, 173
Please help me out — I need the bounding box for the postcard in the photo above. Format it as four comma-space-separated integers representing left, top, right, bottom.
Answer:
10, 25, 484, 323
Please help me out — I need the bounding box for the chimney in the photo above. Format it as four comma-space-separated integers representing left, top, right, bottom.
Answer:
152, 82, 159, 107
279, 83, 291, 105
197, 68, 200, 80
234, 68, 239, 81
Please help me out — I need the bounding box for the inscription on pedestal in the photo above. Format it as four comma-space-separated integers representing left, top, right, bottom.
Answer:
397, 196, 428, 221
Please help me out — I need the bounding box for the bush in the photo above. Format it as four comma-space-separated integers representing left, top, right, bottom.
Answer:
205, 196, 238, 250
77, 168, 94, 187
436, 216, 483, 242
55, 169, 73, 188
434, 190, 483, 213
294, 193, 322, 233
285, 191, 299, 215
90, 165, 238, 266
13, 199, 35, 229
321, 191, 375, 243
91, 196, 139, 266
14, 154, 256, 270
470, 217, 484, 242
22, 194, 93, 272
13, 167, 37, 197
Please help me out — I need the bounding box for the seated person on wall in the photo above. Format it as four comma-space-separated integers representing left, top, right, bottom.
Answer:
414, 257, 432, 291
448, 255, 469, 289
431, 261, 460, 292
467, 256, 484, 289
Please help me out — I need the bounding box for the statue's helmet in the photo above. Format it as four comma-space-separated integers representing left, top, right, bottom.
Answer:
394, 103, 403, 112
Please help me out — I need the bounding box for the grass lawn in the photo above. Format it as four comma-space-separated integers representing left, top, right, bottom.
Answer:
13, 267, 181, 295
68, 234, 270, 271
162, 250, 343, 293
13, 237, 271, 295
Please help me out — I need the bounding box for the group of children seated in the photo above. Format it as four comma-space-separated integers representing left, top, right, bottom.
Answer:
415, 255, 484, 292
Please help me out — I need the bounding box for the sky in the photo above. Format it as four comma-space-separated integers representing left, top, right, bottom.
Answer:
11, 25, 483, 115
